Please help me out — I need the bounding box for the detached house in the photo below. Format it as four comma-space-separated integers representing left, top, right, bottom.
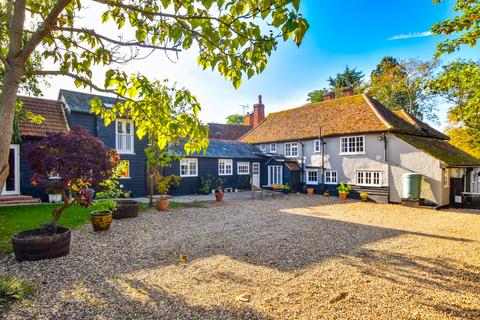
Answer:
240, 91, 480, 206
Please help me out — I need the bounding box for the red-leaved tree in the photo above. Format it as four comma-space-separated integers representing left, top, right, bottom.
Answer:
24, 127, 119, 226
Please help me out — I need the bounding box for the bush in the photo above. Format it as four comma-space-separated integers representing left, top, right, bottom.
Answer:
0, 275, 35, 306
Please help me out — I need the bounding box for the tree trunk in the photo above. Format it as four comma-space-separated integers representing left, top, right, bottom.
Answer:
0, 0, 26, 191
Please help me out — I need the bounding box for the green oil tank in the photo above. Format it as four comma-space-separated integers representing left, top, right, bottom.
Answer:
402, 173, 422, 199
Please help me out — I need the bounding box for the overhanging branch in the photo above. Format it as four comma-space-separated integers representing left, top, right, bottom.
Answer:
53, 26, 182, 52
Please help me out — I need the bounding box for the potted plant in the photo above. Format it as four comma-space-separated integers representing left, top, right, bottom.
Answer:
323, 190, 330, 197
154, 174, 180, 210
13, 127, 118, 261
282, 183, 291, 194
337, 182, 352, 200
214, 178, 225, 201
306, 186, 315, 195
90, 199, 115, 231
360, 192, 369, 202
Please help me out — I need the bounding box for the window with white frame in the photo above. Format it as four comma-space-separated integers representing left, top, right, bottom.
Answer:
314, 139, 321, 153
270, 143, 277, 153
260, 144, 266, 152
340, 136, 364, 154
119, 160, 130, 178
218, 159, 233, 175
237, 162, 250, 175
443, 169, 449, 187
306, 170, 318, 184
285, 142, 299, 157
356, 171, 381, 186
180, 158, 198, 177
325, 170, 337, 184
268, 165, 282, 185
116, 119, 134, 154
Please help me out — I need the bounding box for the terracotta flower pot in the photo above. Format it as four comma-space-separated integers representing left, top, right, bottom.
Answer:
215, 192, 224, 201
339, 193, 348, 200
12, 227, 71, 261
156, 198, 169, 211
307, 187, 314, 195
91, 211, 112, 231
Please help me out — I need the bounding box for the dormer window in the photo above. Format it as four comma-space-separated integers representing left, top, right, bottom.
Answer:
116, 119, 134, 154
260, 144, 266, 152
270, 143, 277, 153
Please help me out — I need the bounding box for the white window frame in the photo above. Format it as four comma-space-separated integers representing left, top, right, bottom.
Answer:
260, 144, 266, 152
443, 169, 450, 188
180, 158, 198, 177
268, 165, 283, 185
285, 142, 299, 158
115, 119, 135, 154
270, 143, 277, 153
356, 170, 382, 187
218, 159, 233, 176
314, 140, 321, 153
237, 162, 250, 175
340, 136, 365, 155
119, 160, 130, 179
324, 170, 338, 185
306, 169, 318, 185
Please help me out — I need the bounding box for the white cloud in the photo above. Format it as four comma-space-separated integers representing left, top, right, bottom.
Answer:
388, 31, 433, 41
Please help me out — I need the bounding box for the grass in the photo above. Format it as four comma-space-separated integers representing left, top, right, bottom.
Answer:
0, 275, 35, 308
0, 203, 92, 254
0, 201, 194, 255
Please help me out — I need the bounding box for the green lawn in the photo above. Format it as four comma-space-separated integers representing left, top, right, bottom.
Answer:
0, 201, 194, 255
0, 204, 93, 255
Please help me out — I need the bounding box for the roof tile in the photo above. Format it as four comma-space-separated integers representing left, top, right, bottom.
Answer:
19, 96, 68, 137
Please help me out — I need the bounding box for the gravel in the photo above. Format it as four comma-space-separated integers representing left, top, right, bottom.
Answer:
1, 194, 480, 319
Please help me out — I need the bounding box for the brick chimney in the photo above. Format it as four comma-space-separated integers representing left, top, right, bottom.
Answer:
253, 95, 265, 127
341, 87, 354, 97
323, 92, 336, 101
244, 112, 253, 126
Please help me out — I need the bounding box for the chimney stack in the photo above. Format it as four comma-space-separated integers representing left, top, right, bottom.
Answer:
252, 95, 265, 127
323, 92, 336, 101
341, 87, 354, 97
244, 112, 253, 126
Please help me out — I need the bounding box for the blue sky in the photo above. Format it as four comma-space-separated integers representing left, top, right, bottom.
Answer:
41, 0, 479, 130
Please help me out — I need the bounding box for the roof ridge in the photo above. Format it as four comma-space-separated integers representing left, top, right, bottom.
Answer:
18, 96, 59, 104
362, 94, 394, 130
59, 88, 118, 100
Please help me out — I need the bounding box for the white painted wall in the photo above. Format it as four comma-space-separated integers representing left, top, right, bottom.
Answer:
386, 135, 446, 205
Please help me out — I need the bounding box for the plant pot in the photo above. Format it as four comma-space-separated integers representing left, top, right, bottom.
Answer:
339, 193, 348, 200
12, 227, 71, 261
48, 194, 62, 203
91, 211, 112, 231
307, 187, 314, 195
215, 192, 224, 201
113, 200, 139, 219
282, 190, 290, 194
156, 198, 169, 211
323, 192, 330, 197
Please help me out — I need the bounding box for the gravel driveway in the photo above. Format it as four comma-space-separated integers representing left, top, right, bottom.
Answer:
1, 195, 480, 319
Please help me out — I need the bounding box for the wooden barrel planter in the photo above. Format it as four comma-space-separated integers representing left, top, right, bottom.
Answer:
113, 200, 139, 219
12, 227, 71, 261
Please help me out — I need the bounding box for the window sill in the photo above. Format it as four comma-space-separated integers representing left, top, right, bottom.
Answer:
117, 151, 136, 155
306, 182, 319, 185
356, 184, 382, 187
180, 175, 198, 178
324, 182, 338, 185
339, 152, 366, 156
218, 174, 233, 176
119, 177, 131, 179
285, 155, 299, 158
238, 173, 250, 175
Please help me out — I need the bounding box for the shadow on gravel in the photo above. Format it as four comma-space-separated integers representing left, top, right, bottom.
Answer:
342, 249, 480, 318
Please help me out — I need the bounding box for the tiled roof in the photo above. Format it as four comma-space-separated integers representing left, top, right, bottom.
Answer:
396, 134, 480, 167
18, 96, 69, 137
207, 123, 252, 141
60, 89, 120, 113
240, 94, 446, 143
170, 140, 263, 159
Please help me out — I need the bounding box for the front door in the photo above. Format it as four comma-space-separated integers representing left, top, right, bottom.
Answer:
252, 162, 260, 187
268, 165, 282, 186
2, 145, 20, 195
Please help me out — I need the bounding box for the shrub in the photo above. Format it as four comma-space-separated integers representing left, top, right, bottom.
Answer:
154, 174, 180, 199
0, 275, 35, 306
24, 126, 119, 228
